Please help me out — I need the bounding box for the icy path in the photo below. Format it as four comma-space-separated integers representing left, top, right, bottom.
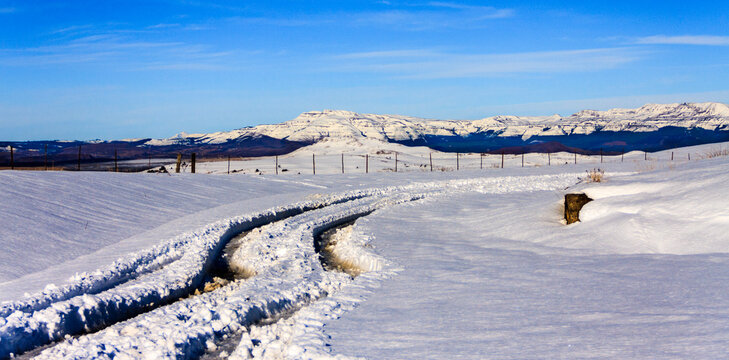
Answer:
326, 166, 729, 359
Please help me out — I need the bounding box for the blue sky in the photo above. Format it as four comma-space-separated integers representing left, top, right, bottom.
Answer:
2, 0, 729, 140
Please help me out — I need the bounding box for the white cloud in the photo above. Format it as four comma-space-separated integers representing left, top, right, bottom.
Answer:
334, 47, 647, 79
475, 90, 729, 117
0, 32, 234, 70
635, 35, 729, 46
234, 3, 513, 30
336, 49, 440, 59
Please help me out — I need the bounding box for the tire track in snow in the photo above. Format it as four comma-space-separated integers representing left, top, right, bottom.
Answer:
30, 194, 424, 359
0, 193, 372, 359
2, 173, 582, 359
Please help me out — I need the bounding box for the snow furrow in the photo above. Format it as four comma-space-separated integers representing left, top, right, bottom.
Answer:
0, 193, 372, 359
2, 173, 583, 359
32, 194, 422, 359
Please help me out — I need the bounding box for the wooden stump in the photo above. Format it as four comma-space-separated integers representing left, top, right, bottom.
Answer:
564, 193, 592, 224
175, 154, 182, 173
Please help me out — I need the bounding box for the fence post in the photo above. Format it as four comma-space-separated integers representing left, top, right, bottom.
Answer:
9, 146, 13, 170
671, 152, 674, 161
456, 152, 459, 171
341, 153, 344, 174
395, 153, 398, 172
44, 144, 48, 171
688, 153, 691, 161
312, 154, 316, 175
228, 155, 231, 174
175, 153, 182, 173
548, 152, 551, 166
429, 153, 433, 172
644, 151, 647, 161
275, 155, 279, 175
621, 150, 624, 162
574, 153, 577, 164
501, 151, 504, 169
366, 154, 369, 173
600, 148, 603, 163
480, 153, 483, 169
77, 145, 81, 171
114, 149, 118, 172
522, 152, 525, 167
191, 153, 196, 174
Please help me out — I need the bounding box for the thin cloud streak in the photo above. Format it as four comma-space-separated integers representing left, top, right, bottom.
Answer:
336, 49, 440, 59
635, 35, 729, 46
334, 47, 647, 79
426, 2, 514, 18
0, 32, 236, 70
233, 2, 514, 30
476, 89, 729, 117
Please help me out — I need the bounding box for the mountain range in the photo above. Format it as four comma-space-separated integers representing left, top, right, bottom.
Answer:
3, 102, 729, 169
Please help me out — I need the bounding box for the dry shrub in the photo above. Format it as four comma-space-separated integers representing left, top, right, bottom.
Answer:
583, 168, 605, 183
703, 147, 729, 159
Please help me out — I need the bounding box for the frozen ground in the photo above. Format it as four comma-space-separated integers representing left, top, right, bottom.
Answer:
177, 137, 716, 176
0, 141, 727, 359
326, 159, 729, 358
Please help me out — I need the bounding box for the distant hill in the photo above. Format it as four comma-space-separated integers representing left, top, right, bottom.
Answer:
3, 102, 729, 168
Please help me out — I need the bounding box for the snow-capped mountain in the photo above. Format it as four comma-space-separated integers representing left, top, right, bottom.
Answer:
4, 102, 729, 169
150, 102, 729, 146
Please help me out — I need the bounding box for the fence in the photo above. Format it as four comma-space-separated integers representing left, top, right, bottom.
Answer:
0, 145, 723, 174
167, 148, 711, 175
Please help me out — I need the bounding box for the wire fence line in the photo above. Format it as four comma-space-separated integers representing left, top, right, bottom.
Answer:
0, 145, 721, 174
168, 149, 706, 175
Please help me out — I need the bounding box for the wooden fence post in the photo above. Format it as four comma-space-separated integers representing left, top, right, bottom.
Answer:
548, 152, 551, 166
227, 155, 231, 174
341, 154, 344, 174
312, 154, 316, 175
522, 152, 525, 167
671, 152, 674, 161
114, 149, 118, 172
621, 150, 624, 162
275, 155, 279, 175
429, 153, 433, 172
175, 153, 182, 173
501, 151, 504, 169
77, 145, 81, 171
366, 154, 369, 173
600, 148, 603, 163
395, 153, 398, 172
456, 152, 459, 171
480, 153, 483, 169
688, 153, 691, 161
645, 151, 647, 161
574, 153, 577, 164
191, 153, 196, 174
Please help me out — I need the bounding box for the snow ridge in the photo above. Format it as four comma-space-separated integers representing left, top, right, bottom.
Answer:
146, 102, 729, 146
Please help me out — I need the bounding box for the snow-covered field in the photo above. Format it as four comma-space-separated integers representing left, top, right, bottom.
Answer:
1, 140, 728, 359
175, 137, 718, 176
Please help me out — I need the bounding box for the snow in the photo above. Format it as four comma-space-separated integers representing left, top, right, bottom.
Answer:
0, 140, 728, 358
325, 158, 729, 359
144, 102, 729, 146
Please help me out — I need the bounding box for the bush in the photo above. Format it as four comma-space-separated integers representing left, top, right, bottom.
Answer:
583, 168, 604, 183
